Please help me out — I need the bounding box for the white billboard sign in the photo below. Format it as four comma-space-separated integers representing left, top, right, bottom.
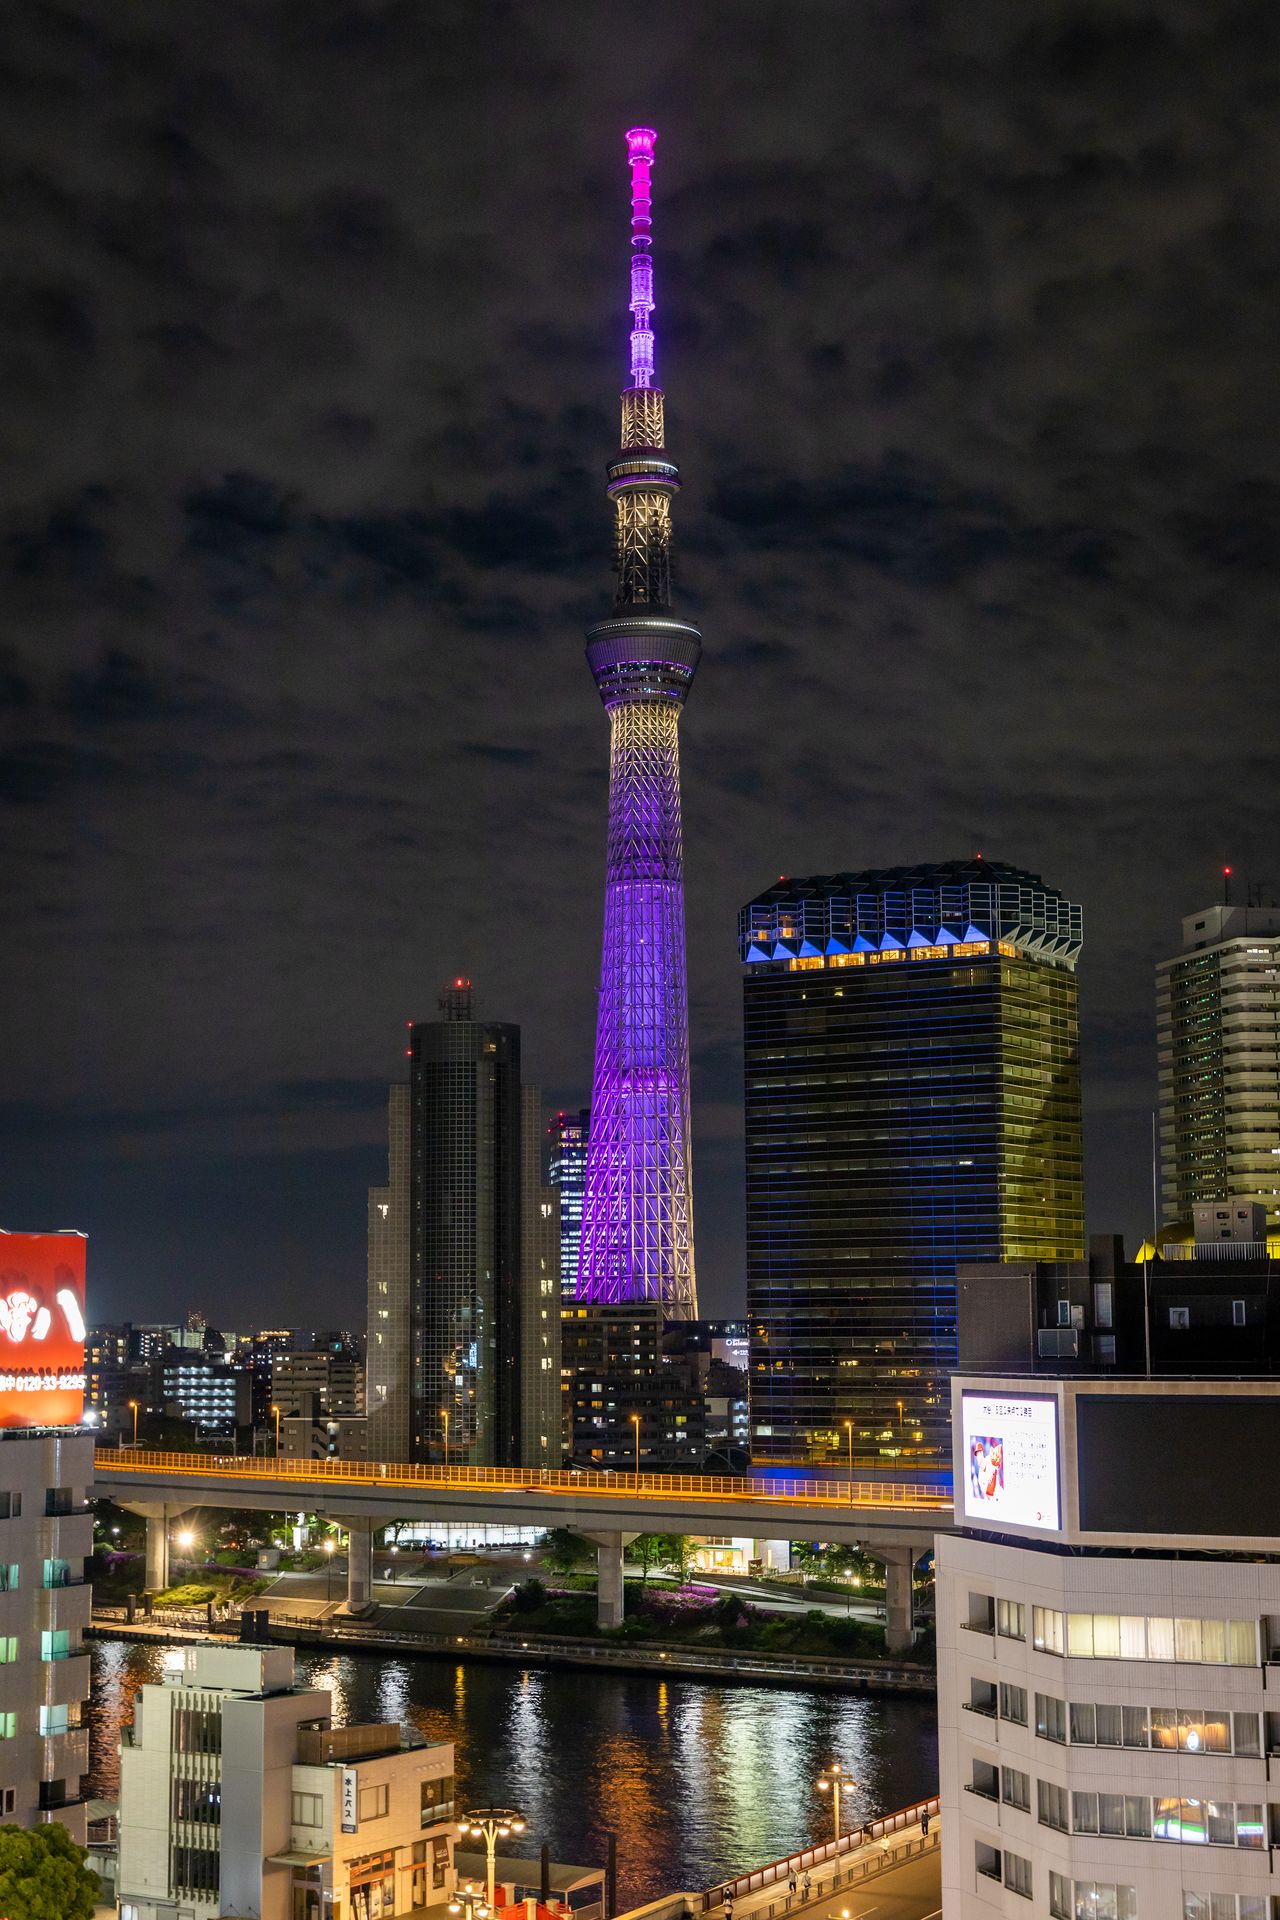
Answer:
341, 1767, 359, 1834
961, 1391, 1061, 1532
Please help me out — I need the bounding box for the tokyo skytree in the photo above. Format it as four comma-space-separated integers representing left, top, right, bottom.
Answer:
576, 127, 700, 1318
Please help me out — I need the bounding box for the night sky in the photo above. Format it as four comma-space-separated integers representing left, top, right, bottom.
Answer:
3, 2, 1277, 1328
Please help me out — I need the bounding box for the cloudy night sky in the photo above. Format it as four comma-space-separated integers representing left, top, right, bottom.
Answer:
2, 1, 1276, 1327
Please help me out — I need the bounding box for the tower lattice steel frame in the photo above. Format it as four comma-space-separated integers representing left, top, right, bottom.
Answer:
577, 127, 700, 1317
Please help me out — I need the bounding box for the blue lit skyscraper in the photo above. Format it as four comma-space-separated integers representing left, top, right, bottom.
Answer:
547, 1107, 590, 1302
742, 860, 1085, 1468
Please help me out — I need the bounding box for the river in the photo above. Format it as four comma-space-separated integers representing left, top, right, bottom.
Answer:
89, 1640, 937, 1908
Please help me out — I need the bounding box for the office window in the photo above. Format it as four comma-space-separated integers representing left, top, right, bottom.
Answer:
997, 1598, 1025, 1640
1000, 1682, 1027, 1725
45, 1488, 73, 1517
1070, 1702, 1095, 1744
292, 1791, 323, 1827
1232, 1712, 1260, 1756
42, 1560, 71, 1589
1071, 1884, 1136, 1919
0, 1637, 17, 1664
359, 1783, 389, 1820
39, 1706, 68, 1736
1033, 1607, 1065, 1654
1038, 1780, 1069, 1831
1003, 1850, 1032, 1899
1035, 1693, 1067, 1742
1001, 1767, 1030, 1812
0, 1713, 15, 1740
0, 1789, 13, 1814
1122, 1705, 1150, 1747
0, 1494, 20, 1520
1049, 1874, 1070, 1920
0, 1566, 19, 1593
40, 1630, 71, 1661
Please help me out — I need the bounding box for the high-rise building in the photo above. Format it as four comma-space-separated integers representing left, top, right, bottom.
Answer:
1157, 901, 1280, 1238
577, 127, 700, 1319
742, 859, 1084, 1468
364, 983, 559, 1468
547, 1107, 589, 1301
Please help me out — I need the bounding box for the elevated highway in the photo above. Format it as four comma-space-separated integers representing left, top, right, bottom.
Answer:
94, 1450, 953, 1648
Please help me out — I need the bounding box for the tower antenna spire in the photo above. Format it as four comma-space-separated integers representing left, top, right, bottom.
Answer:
578, 127, 702, 1319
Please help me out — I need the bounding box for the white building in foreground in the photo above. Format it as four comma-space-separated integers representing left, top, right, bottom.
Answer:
118, 1642, 456, 1920
939, 1375, 1280, 1920
0, 1428, 93, 1841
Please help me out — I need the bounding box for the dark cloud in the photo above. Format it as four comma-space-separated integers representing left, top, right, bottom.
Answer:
0, 0, 1275, 1323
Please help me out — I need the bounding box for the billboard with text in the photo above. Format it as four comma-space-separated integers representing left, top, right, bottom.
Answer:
0, 1231, 86, 1428
960, 1388, 1061, 1533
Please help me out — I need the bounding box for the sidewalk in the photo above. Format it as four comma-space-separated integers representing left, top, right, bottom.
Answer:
711, 1818, 940, 1920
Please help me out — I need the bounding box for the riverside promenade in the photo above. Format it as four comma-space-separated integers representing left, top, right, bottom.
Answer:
620, 1806, 941, 1920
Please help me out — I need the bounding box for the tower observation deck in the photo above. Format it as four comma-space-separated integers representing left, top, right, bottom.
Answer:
577, 127, 700, 1318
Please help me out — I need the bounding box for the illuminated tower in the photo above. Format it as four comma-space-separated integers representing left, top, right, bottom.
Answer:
577, 127, 700, 1318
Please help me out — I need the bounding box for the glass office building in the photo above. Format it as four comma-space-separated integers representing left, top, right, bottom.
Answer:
547, 1107, 590, 1300
742, 860, 1084, 1469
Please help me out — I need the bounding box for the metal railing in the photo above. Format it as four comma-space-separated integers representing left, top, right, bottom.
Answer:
709, 1799, 941, 1906
95, 1449, 951, 1513
1161, 1242, 1269, 1261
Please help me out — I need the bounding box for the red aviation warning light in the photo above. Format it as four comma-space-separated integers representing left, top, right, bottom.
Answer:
0, 1231, 87, 1428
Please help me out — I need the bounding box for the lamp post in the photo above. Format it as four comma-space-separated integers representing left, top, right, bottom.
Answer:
816, 1761, 853, 1844
323, 1535, 336, 1602
176, 1528, 194, 1564
843, 1419, 853, 1505
449, 1886, 490, 1920
459, 1807, 527, 1909
128, 1400, 139, 1446
630, 1412, 640, 1476
389, 1543, 398, 1583
441, 1409, 450, 1471
272, 1403, 281, 1454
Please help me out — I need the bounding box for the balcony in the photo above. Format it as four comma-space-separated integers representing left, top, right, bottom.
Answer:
42, 1728, 89, 1779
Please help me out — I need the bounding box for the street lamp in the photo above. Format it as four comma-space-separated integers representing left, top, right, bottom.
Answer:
816, 1761, 854, 1844
389, 1543, 398, 1582
441, 1409, 450, 1471
843, 1419, 853, 1504
450, 1886, 490, 1920
323, 1536, 336, 1602
272, 1403, 281, 1454
128, 1400, 139, 1446
630, 1412, 640, 1476
176, 1529, 195, 1561
459, 1806, 527, 1909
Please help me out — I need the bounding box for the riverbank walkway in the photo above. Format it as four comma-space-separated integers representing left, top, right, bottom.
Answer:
619, 1807, 941, 1920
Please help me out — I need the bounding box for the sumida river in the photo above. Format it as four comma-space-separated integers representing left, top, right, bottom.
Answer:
89, 1639, 937, 1908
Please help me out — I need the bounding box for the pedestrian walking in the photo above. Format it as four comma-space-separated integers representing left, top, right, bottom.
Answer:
724, 1896, 734, 1920
802, 1876, 812, 1903
921, 1806, 930, 1837
787, 1873, 798, 1906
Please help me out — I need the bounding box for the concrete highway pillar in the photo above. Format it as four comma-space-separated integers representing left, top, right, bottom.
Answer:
342, 1519, 374, 1616
878, 1544, 917, 1653
146, 1511, 169, 1594
574, 1531, 638, 1630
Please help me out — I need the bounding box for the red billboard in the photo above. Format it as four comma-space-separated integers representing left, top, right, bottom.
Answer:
0, 1231, 86, 1428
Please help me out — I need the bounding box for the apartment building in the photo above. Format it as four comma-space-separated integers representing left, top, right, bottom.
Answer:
117, 1642, 456, 1920
0, 1429, 93, 1841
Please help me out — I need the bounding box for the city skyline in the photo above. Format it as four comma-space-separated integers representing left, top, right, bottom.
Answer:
1, 5, 1275, 1326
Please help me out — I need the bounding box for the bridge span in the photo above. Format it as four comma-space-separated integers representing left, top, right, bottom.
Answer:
94, 1450, 952, 1649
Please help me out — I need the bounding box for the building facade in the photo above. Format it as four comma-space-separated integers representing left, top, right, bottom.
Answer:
365, 984, 559, 1468
1157, 902, 1280, 1239
117, 1643, 456, 1920
562, 1302, 705, 1467
577, 127, 700, 1320
743, 860, 1084, 1469
940, 1374, 1280, 1920
547, 1108, 590, 1301
0, 1430, 93, 1841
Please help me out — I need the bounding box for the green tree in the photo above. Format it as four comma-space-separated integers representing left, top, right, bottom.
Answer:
540, 1529, 593, 1575
651, 1533, 693, 1585
630, 1533, 667, 1589
0, 1823, 100, 1920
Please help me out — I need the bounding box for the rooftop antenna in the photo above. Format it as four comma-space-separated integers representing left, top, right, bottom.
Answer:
1223, 865, 1232, 906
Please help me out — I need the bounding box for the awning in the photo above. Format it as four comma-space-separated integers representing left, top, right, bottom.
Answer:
268, 1848, 333, 1866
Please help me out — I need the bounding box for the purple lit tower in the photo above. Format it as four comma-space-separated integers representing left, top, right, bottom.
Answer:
577, 127, 700, 1318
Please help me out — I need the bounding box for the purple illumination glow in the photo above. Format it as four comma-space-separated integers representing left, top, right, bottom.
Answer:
578, 127, 699, 1317
626, 125, 658, 389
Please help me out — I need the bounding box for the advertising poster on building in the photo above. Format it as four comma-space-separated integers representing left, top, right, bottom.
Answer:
961, 1390, 1060, 1531
341, 1767, 359, 1833
0, 1231, 86, 1428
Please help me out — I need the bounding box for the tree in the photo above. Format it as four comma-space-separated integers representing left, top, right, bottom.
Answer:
630, 1533, 667, 1589
650, 1533, 693, 1586
0, 1822, 100, 1920
540, 1529, 593, 1575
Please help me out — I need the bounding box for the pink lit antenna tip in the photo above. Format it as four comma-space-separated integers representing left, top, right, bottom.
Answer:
625, 127, 657, 157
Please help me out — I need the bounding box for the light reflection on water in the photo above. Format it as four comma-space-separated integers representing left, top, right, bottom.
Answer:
88, 1640, 936, 1906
